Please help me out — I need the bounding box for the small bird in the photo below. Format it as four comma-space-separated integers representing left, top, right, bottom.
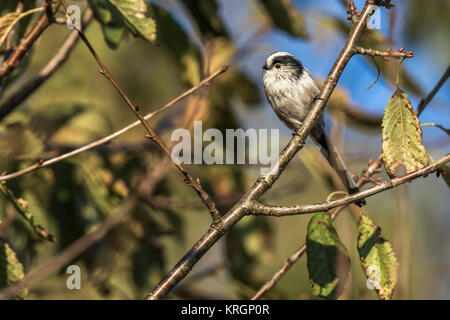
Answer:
262, 51, 365, 207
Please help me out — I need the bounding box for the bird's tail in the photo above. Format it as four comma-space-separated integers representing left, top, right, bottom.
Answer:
312, 126, 366, 207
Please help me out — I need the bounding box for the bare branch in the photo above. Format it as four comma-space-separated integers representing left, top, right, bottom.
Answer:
0, 200, 136, 300
0, 3, 52, 80
247, 154, 449, 216
417, 64, 450, 116
0, 66, 228, 182
354, 46, 414, 60
58, 0, 221, 220
145, 0, 380, 300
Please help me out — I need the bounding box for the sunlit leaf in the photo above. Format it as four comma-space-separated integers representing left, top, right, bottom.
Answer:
382, 88, 430, 177
258, 0, 307, 38
106, 0, 156, 43
357, 213, 398, 300
0, 240, 27, 299
306, 212, 350, 299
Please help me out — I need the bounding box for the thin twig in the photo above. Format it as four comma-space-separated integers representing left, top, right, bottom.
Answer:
346, 0, 360, 22
145, 0, 380, 300
0, 66, 228, 182
0, 200, 136, 300
0, 9, 94, 121
417, 64, 450, 116
0, 2, 52, 80
0, 181, 56, 242
58, 0, 220, 221
354, 46, 414, 60
247, 154, 449, 216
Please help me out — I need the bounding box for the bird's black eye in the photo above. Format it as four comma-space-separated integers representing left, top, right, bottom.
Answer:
274, 63, 281, 69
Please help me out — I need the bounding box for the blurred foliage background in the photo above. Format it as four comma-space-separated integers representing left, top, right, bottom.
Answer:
0, 0, 448, 299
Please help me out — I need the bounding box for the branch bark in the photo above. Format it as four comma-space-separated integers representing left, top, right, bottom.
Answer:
58, 0, 221, 221
353, 46, 413, 60
145, 0, 380, 300
247, 154, 449, 216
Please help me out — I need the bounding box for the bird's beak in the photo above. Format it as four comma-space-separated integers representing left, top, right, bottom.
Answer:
262, 64, 268, 70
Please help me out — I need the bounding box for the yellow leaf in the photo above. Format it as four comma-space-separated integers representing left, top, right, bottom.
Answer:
382, 89, 430, 177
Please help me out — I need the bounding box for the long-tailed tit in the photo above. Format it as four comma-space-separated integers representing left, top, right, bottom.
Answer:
262, 51, 365, 207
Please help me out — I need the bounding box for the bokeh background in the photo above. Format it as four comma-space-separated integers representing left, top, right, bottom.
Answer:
0, 0, 448, 299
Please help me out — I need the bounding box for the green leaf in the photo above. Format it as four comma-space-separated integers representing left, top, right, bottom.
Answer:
149, 4, 201, 85
102, 24, 125, 49
382, 88, 430, 177
0, 240, 27, 299
0, 182, 56, 242
106, 0, 156, 43
0, 7, 43, 48
357, 213, 398, 300
89, 0, 125, 49
258, 0, 307, 38
180, 0, 228, 38
225, 216, 273, 294
306, 212, 350, 299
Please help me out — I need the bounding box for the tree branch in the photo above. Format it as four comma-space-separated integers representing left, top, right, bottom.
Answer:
354, 46, 413, 60
0, 9, 94, 121
59, 0, 220, 221
251, 61, 449, 299
417, 64, 450, 116
247, 154, 449, 216
0, 200, 136, 300
0, 66, 228, 182
145, 0, 380, 300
